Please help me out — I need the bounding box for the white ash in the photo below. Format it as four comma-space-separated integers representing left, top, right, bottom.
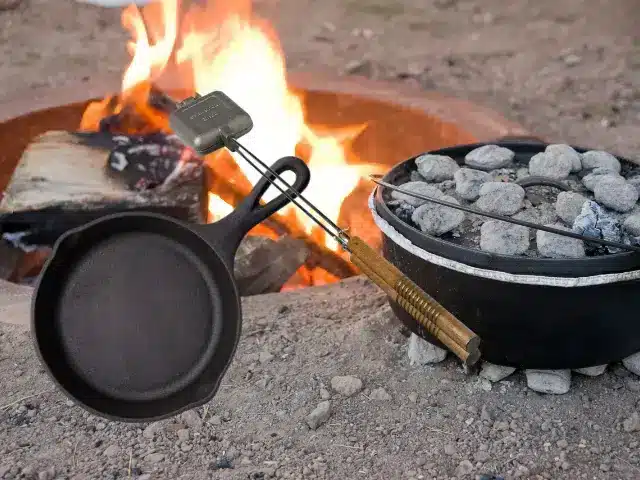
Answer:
528, 151, 573, 180
536, 223, 585, 258
573, 201, 623, 254
525, 369, 572, 394
623, 213, 640, 236
389, 181, 442, 207
582, 167, 623, 192
480, 220, 529, 255
411, 194, 465, 235
415, 154, 459, 182
573, 365, 608, 377
581, 150, 622, 174
407, 333, 447, 364
593, 176, 639, 212
479, 362, 516, 382
555, 191, 588, 225
453, 167, 491, 200
546, 143, 582, 172
475, 181, 525, 215
464, 144, 514, 170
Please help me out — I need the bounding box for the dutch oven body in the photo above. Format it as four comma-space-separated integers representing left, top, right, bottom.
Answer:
373, 141, 640, 369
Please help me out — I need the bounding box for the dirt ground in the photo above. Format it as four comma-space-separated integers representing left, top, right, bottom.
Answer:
1, 0, 640, 479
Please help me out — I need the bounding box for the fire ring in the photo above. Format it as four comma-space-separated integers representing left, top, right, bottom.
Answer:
0, 73, 528, 289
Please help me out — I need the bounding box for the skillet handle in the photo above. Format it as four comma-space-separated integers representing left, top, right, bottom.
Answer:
203, 155, 311, 260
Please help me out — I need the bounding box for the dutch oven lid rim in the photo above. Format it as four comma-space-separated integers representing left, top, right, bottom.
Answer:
371, 141, 640, 287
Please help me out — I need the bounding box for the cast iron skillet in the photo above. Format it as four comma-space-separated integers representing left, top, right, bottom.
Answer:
32, 155, 310, 422
374, 140, 640, 368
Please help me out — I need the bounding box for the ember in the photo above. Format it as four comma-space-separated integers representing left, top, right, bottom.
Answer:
77, 0, 383, 289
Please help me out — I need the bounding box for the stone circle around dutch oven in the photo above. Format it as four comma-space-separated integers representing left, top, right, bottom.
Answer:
387, 144, 640, 258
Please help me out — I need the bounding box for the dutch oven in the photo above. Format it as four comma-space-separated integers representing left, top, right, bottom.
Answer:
371, 140, 640, 369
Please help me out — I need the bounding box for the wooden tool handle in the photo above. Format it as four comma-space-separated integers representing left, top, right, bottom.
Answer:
349, 253, 468, 358
347, 236, 480, 353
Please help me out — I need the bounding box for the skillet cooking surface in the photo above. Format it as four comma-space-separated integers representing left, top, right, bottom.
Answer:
50, 231, 223, 403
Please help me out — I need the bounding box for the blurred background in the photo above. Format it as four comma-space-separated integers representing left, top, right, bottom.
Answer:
0, 0, 638, 157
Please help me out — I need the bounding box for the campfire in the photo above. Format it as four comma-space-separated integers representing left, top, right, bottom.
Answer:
2, 0, 391, 291
76, 0, 386, 290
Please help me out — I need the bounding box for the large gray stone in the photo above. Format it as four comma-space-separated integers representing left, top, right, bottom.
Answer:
415, 154, 460, 182
525, 369, 571, 394
528, 151, 573, 180
545, 144, 582, 172
411, 194, 465, 236
581, 150, 621, 173
480, 220, 529, 255
454, 167, 491, 201
594, 177, 639, 213
475, 182, 525, 215
536, 223, 585, 258
390, 181, 443, 207
555, 192, 587, 225
464, 145, 514, 171
582, 167, 623, 192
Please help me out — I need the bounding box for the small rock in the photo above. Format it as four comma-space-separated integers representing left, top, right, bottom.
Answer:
444, 443, 457, 455
525, 369, 571, 394
623, 351, 640, 376
369, 388, 392, 401
475, 450, 490, 462
555, 192, 587, 225
480, 362, 516, 382
411, 194, 465, 235
528, 151, 572, 179
465, 145, 515, 171
415, 154, 460, 181
622, 412, 640, 432
475, 182, 525, 215
623, 214, 640, 236
145, 452, 166, 463
343, 58, 375, 77
319, 388, 331, 400
391, 181, 443, 207
546, 144, 582, 172
480, 405, 493, 422
179, 410, 203, 428
594, 177, 639, 213
330, 376, 363, 397
103, 445, 121, 458
453, 167, 491, 200
407, 333, 447, 364
455, 459, 474, 476
408, 393, 418, 403
537, 223, 585, 258
0, 465, 9, 478
259, 351, 274, 364
479, 220, 529, 255
581, 150, 621, 173
306, 401, 331, 430
582, 167, 623, 192
142, 422, 163, 439
37, 468, 55, 480
177, 429, 189, 441
573, 365, 608, 376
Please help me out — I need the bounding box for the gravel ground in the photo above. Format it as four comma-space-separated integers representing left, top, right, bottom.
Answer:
1, 277, 640, 480
1, 0, 640, 479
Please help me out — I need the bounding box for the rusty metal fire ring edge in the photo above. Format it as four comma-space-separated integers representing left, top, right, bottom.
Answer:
0, 72, 529, 142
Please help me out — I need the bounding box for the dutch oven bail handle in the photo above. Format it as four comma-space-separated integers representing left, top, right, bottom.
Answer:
196, 155, 311, 264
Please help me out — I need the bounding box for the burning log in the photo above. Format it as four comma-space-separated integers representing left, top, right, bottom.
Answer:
0, 130, 207, 250
234, 235, 310, 296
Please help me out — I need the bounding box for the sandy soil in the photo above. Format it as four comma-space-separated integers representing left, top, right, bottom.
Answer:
0, 0, 639, 479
